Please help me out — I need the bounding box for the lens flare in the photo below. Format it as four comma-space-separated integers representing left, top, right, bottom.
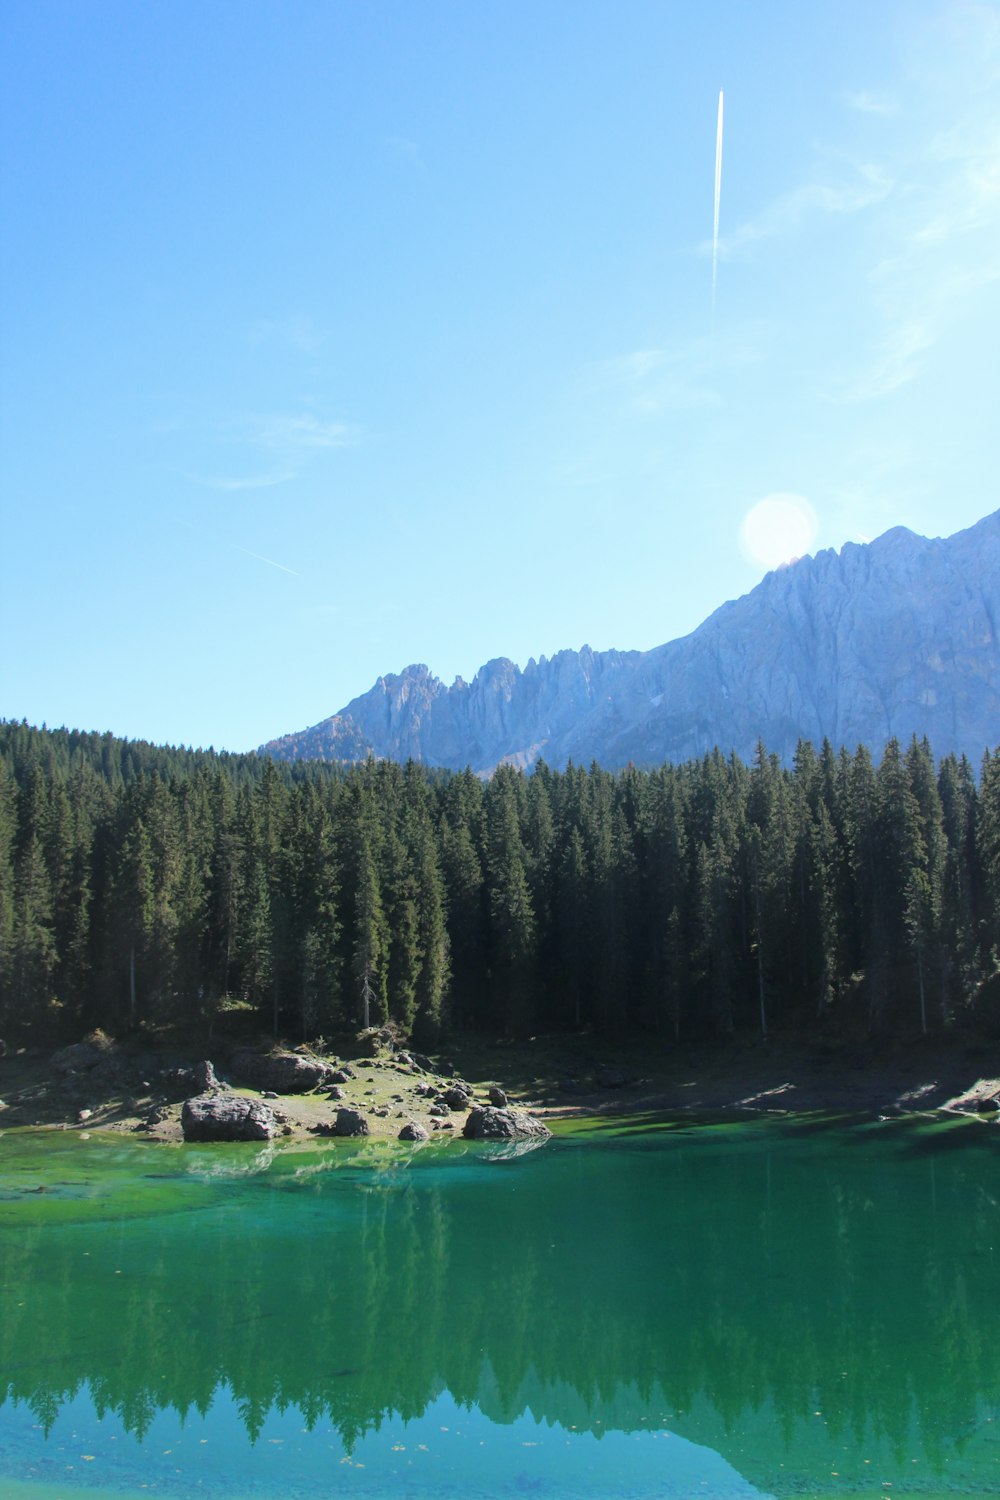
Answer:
739, 494, 818, 572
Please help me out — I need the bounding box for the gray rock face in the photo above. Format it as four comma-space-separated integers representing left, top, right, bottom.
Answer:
463, 1106, 551, 1141
181, 1095, 276, 1142
230, 1050, 334, 1094
261, 512, 1000, 771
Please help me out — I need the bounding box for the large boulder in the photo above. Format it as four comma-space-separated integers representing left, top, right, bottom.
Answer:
398, 1120, 429, 1142
462, 1106, 551, 1142
334, 1107, 370, 1137
230, 1050, 334, 1094
51, 1037, 116, 1075
181, 1095, 276, 1142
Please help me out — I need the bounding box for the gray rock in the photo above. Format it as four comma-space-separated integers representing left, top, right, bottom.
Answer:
327, 1085, 346, 1102
443, 1086, 472, 1111
191, 1059, 221, 1093
230, 1050, 334, 1094
329, 1068, 354, 1084
463, 1106, 551, 1142
334, 1107, 370, 1137
51, 1040, 110, 1075
487, 1085, 508, 1107
181, 1095, 276, 1142
398, 1120, 429, 1142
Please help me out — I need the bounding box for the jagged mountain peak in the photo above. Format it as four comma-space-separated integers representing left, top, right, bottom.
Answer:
261, 510, 1000, 773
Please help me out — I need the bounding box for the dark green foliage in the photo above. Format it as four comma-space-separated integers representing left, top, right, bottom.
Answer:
1, 717, 997, 1046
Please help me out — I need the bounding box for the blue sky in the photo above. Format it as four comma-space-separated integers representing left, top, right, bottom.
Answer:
2, 0, 998, 752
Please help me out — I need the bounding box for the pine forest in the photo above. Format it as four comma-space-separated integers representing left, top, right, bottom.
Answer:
1, 720, 998, 1050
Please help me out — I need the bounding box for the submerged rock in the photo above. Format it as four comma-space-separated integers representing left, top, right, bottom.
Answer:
462, 1106, 551, 1142
181, 1095, 276, 1142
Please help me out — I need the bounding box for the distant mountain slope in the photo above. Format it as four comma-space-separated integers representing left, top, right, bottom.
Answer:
261, 511, 1000, 772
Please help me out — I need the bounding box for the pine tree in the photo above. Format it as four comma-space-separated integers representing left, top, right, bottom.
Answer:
348, 791, 389, 1029
484, 767, 537, 1034
413, 819, 450, 1043
976, 747, 1000, 973
0, 759, 18, 1028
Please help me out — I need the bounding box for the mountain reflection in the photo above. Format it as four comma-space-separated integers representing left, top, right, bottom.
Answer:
1, 1120, 998, 1492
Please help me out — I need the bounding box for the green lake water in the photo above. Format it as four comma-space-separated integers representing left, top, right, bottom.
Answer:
0, 1113, 997, 1500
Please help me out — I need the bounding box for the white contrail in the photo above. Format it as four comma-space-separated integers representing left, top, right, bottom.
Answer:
712, 90, 724, 316
235, 544, 300, 576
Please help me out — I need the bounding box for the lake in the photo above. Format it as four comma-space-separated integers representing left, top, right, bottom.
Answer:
1, 1112, 997, 1499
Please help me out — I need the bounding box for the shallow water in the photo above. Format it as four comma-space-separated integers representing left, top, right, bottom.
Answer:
0, 1113, 997, 1498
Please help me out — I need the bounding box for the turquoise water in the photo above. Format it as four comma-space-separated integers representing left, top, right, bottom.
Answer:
0, 1114, 997, 1498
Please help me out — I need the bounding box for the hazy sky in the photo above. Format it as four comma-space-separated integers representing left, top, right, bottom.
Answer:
2, 1, 998, 751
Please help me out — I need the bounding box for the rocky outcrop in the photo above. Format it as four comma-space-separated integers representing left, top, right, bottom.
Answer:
463, 1106, 551, 1141
181, 1095, 276, 1142
261, 511, 1000, 771
230, 1050, 334, 1094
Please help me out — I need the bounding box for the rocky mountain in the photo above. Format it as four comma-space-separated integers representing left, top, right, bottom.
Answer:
261, 511, 1000, 773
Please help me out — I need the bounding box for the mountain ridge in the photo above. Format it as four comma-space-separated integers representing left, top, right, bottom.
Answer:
261, 511, 1000, 772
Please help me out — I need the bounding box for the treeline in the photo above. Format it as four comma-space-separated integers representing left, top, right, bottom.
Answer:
1, 719, 998, 1045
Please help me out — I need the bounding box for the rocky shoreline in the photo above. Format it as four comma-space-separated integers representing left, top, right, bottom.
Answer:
0, 1029, 553, 1145
1, 1029, 997, 1145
